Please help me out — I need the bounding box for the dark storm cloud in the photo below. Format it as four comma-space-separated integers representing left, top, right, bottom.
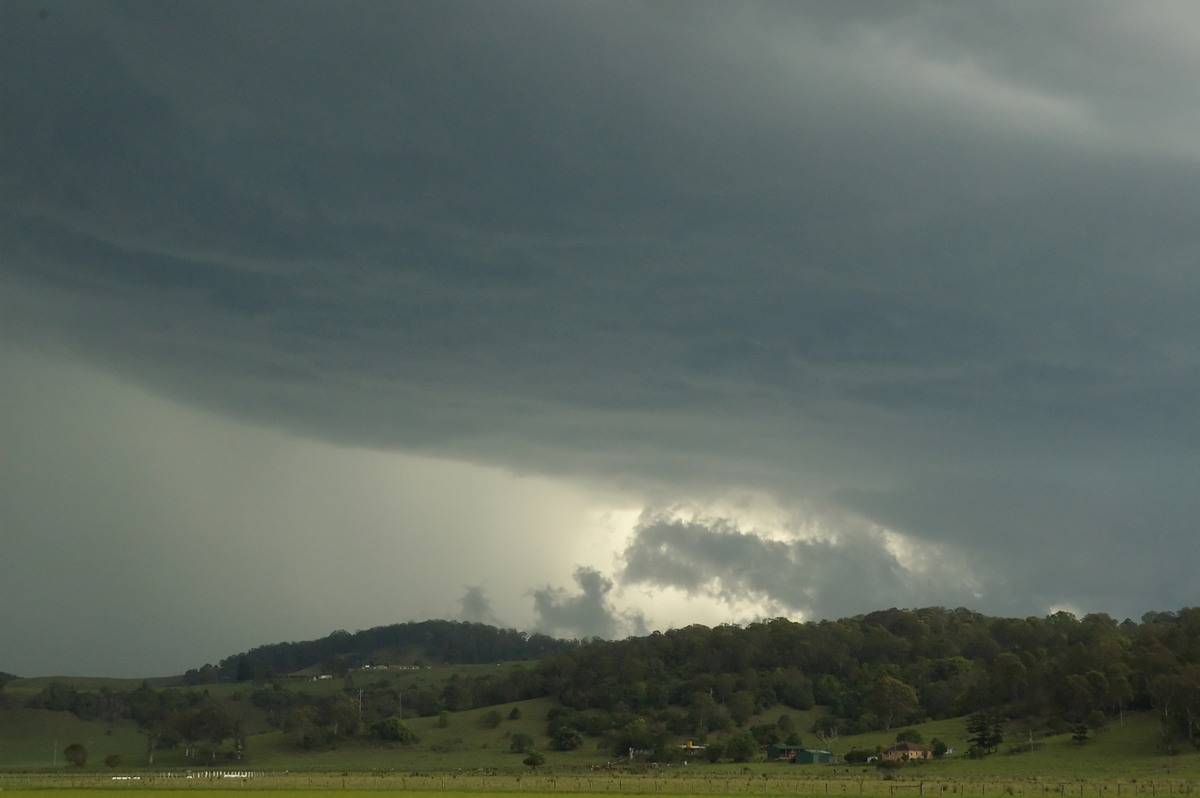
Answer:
838, 474, 1200, 615
5, 0, 1200, 667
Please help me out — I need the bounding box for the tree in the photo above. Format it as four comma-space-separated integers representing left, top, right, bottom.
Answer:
324, 654, 350, 679
1059, 673, 1098, 724
990, 652, 1028, 705
966, 711, 1003, 755
749, 722, 781, 746
843, 748, 872, 764
230, 717, 248, 761
481, 708, 503, 728
866, 676, 919, 731
550, 725, 583, 751
174, 706, 210, 758
283, 706, 322, 750
611, 717, 664, 758
372, 715, 415, 743
194, 703, 237, 763
727, 690, 756, 725
774, 667, 815, 709
523, 750, 546, 768
810, 713, 840, 749
183, 665, 216, 685
510, 732, 535, 753
1148, 671, 1182, 753
1146, 663, 1200, 751
704, 704, 733, 733
686, 691, 717, 735
63, 743, 87, 767
1086, 710, 1109, 734
1105, 664, 1134, 723
724, 730, 759, 763
138, 708, 172, 765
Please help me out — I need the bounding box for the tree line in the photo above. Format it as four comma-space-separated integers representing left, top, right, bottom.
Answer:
529, 607, 1200, 754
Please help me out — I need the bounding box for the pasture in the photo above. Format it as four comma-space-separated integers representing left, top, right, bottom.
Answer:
4, 770, 1200, 797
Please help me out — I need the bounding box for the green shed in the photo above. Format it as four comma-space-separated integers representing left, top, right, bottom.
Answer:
766, 744, 806, 761
794, 748, 834, 764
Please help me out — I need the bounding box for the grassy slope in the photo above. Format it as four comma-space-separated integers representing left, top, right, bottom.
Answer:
0, 695, 571, 773
0, 709, 145, 769
831, 712, 1200, 780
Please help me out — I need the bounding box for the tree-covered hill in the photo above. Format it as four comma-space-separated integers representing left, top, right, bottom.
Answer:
207, 619, 577, 683
531, 607, 1200, 752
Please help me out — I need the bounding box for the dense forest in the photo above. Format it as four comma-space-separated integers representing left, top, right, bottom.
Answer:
12, 608, 1200, 761
210, 619, 576, 682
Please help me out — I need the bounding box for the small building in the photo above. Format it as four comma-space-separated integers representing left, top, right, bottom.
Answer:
795, 748, 835, 765
769, 745, 834, 764
767, 744, 806, 761
285, 664, 325, 680
881, 742, 931, 762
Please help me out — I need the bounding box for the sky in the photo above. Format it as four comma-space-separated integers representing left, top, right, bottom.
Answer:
5, 1, 1200, 678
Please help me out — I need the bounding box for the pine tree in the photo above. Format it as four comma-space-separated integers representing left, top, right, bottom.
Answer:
966, 711, 1003, 755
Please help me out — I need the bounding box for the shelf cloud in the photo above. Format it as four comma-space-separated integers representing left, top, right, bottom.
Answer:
5, 1, 1200, 675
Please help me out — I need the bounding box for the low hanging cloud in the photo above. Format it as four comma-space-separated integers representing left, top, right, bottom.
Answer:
532, 566, 646, 641
458, 585, 501, 626
619, 511, 985, 620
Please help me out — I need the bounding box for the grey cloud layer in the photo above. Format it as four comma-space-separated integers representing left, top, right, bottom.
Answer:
5, 1, 1200, 644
